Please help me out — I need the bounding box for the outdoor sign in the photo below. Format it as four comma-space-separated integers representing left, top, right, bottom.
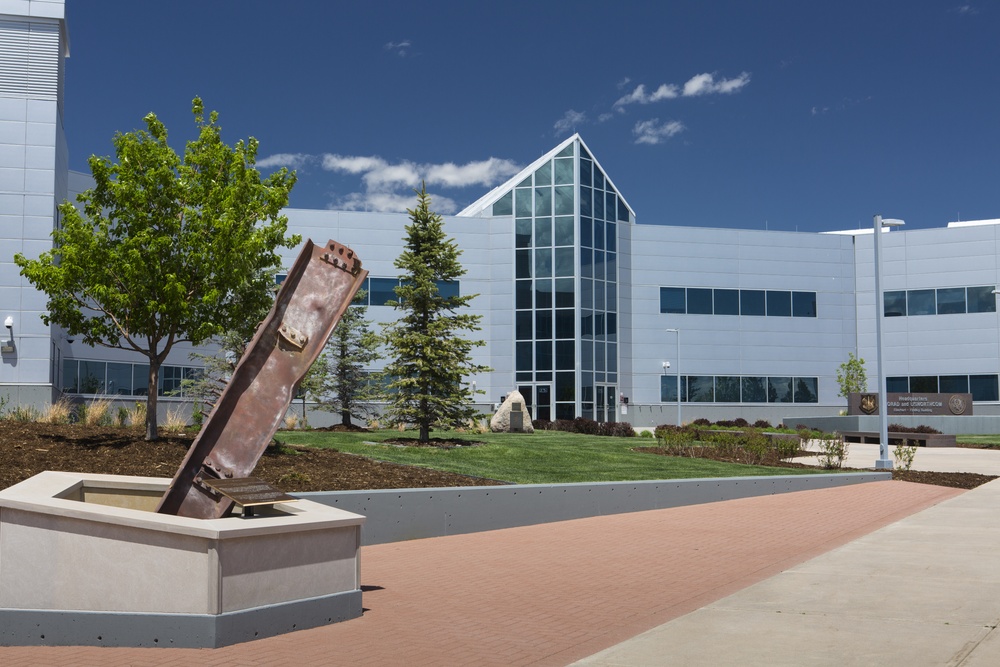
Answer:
848, 392, 973, 416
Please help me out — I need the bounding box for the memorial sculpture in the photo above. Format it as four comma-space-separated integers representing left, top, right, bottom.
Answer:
157, 238, 368, 518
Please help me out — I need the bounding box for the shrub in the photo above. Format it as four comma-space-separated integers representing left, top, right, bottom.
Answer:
693, 418, 711, 426
753, 419, 772, 429
6, 404, 39, 422
816, 432, 848, 469
284, 413, 299, 430
638, 430, 654, 439
116, 405, 129, 427
598, 421, 636, 437
162, 407, 188, 432
733, 418, 749, 427
888, 424, 941, 434
894, 441, 917, 470
80, 397, 113, 426
126, 402, 146, 427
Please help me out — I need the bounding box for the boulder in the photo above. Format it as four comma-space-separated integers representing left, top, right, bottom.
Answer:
490, 390, 535, 433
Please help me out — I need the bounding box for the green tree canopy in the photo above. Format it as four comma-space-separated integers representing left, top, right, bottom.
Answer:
837, 352, 869, 399
15, 98, 299, 440
382, 186, 489, 442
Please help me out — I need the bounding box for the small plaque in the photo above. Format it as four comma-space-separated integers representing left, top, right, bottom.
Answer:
203, 477, 298, 508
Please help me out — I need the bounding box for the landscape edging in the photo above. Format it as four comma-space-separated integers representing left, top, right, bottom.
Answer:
296, 472, 890, 545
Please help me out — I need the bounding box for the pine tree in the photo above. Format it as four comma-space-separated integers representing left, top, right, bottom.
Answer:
303, 291, 382, 427
382, 185, 489, 442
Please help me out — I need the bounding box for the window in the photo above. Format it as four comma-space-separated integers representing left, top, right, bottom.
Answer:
909, 376, 938, 392
660, 287, 685, 314
936, 288, 966, 315
715, 376, 740, 402
794, 377, 818, 403
970, 375, 999, 401
768, 376, 793, 403
687, 288, 713, 314
886, 377, 908, 392
792, 291, 817, 317
492, 191, 513, 216
714, 289, 739, 316
369, 278, 398, 306
741, 376, 767, 402
939, 375, 969, 393
968, 286, 997, 313
907, 290, 936, 316
660, 375, 679, 403
740, 290, 766, 316
766, 291, 791, 317
884, 291, 906, 317
688, 376, 714, 402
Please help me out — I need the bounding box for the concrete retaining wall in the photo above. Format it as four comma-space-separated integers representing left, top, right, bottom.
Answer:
297, 472, 890, 546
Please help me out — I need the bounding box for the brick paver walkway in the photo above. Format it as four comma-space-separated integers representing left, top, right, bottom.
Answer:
0, 480, 960, 666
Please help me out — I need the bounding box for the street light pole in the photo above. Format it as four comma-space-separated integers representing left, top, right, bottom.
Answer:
666, 328, 680, 426
874, 214, 904, 469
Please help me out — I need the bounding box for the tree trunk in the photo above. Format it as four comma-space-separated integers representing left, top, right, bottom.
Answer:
145, 361, 160, 441
342, 409, 352, 428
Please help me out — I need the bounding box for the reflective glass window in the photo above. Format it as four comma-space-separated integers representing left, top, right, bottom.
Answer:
606, 281, 617, 311
910, 376, 938, 392
792, 291, 817, 317
516, 249, 531, 279
606, 312, 617, 341
607, 343, 617, 372
886, 377, 908, 392
582, 279, 593, 310
516, 311, 532, 340
970, 375, 999, 401
593, 251, 605, 282
688, 376, 714, 402
554, 279, 574, 308
556, 310, 574, 339
580, 158, 592, 187
581, 247, 593, 278
534, 161, 551, 186
535, 279, 553, 308
516, 280, 532, 309
557, 143, 574, 158
606, 221, 616, 252
62, 359, 79, 393
595, 280, 606, 311
593, 168, 605, 190
716, 376, 740, 402
884, 290, 906, 317
581, 311, 594, 338
133, 364, 150, 395
618, 196, 629, 222
536, 311, 552, 340
536, 342, 553, 370
106, 362, 132, 395
80, 361, 107, 394
556, 403, 575, 420
556, 372, 575, 402
580, 216, 593, 248
535, 216, 552, 246
535, 188, 552, 217
907, 289, 935, 316
940, 375, 969, 393
968, 286, 997, 313
594, 219, 605, 250
741, 290, 765, 316
580, 186, 592, 217
687, 288, 713, 314
554, 186, 574, 215
556, 341, 574, 370
515, 189, 532, 217
605, 192, 616, 222
370, 278, 398, 306
714, 289, 739, 315
582, 339, 593, 370
936, 288, 966, 314
492, 191, 513, 216
515, 219, 531, 248
555, 216, 574, 246
766, 291, 791, 317
554, 248, 574, 277
595, 342, 605, 371
767, 377, 792, 403
794, 377, 818, 403
593, 188, 604, 219
535, 248, 552, 278
437, 281, 459, 299
660, 287, 685, 313
516, 342, 532, 371
553, 158, 573, 184
661, 375, 679, 402
594, 312, 605, 340
159, 366, 184, 396
517, 175, 532, 188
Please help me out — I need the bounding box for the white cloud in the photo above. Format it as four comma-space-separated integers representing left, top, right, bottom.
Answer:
426, 158, 521, 187
332, 190, 458, 214
321, 154, 387, 174
255, 152, 312, 169
361, 161, 422, 190
632, 119, 685, 145
956, 4, 978, 15
615, 72, 749, 108
553, 110, 586, 136
682, 71, 751, 96
384, 39, 412, 56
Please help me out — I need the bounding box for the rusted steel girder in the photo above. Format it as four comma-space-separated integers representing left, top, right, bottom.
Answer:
156, 239, 367, 519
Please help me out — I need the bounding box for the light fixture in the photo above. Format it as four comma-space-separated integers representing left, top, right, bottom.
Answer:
662, 361, 670, 371
873, 214, 905, 470
3, 316, 12, 330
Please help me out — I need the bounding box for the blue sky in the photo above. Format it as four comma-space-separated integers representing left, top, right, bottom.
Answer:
63, 1, 998, 232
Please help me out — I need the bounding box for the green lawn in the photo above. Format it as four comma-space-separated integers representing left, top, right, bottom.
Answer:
957, 435, 1000, 448
275, 428, 824, 485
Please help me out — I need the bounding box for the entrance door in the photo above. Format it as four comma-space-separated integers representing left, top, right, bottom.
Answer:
595, 384, 617, 423
518, 384, 552, 422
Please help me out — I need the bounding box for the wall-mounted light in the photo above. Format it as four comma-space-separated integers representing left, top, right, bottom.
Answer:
662, 361, 670, 371
3, 316, 12, 330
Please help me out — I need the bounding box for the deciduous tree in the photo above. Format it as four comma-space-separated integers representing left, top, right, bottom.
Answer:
15, 98, 299, 440
837, 353, 869, 399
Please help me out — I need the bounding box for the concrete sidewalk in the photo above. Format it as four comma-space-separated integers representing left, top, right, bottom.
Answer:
575, 476, 1000, 666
